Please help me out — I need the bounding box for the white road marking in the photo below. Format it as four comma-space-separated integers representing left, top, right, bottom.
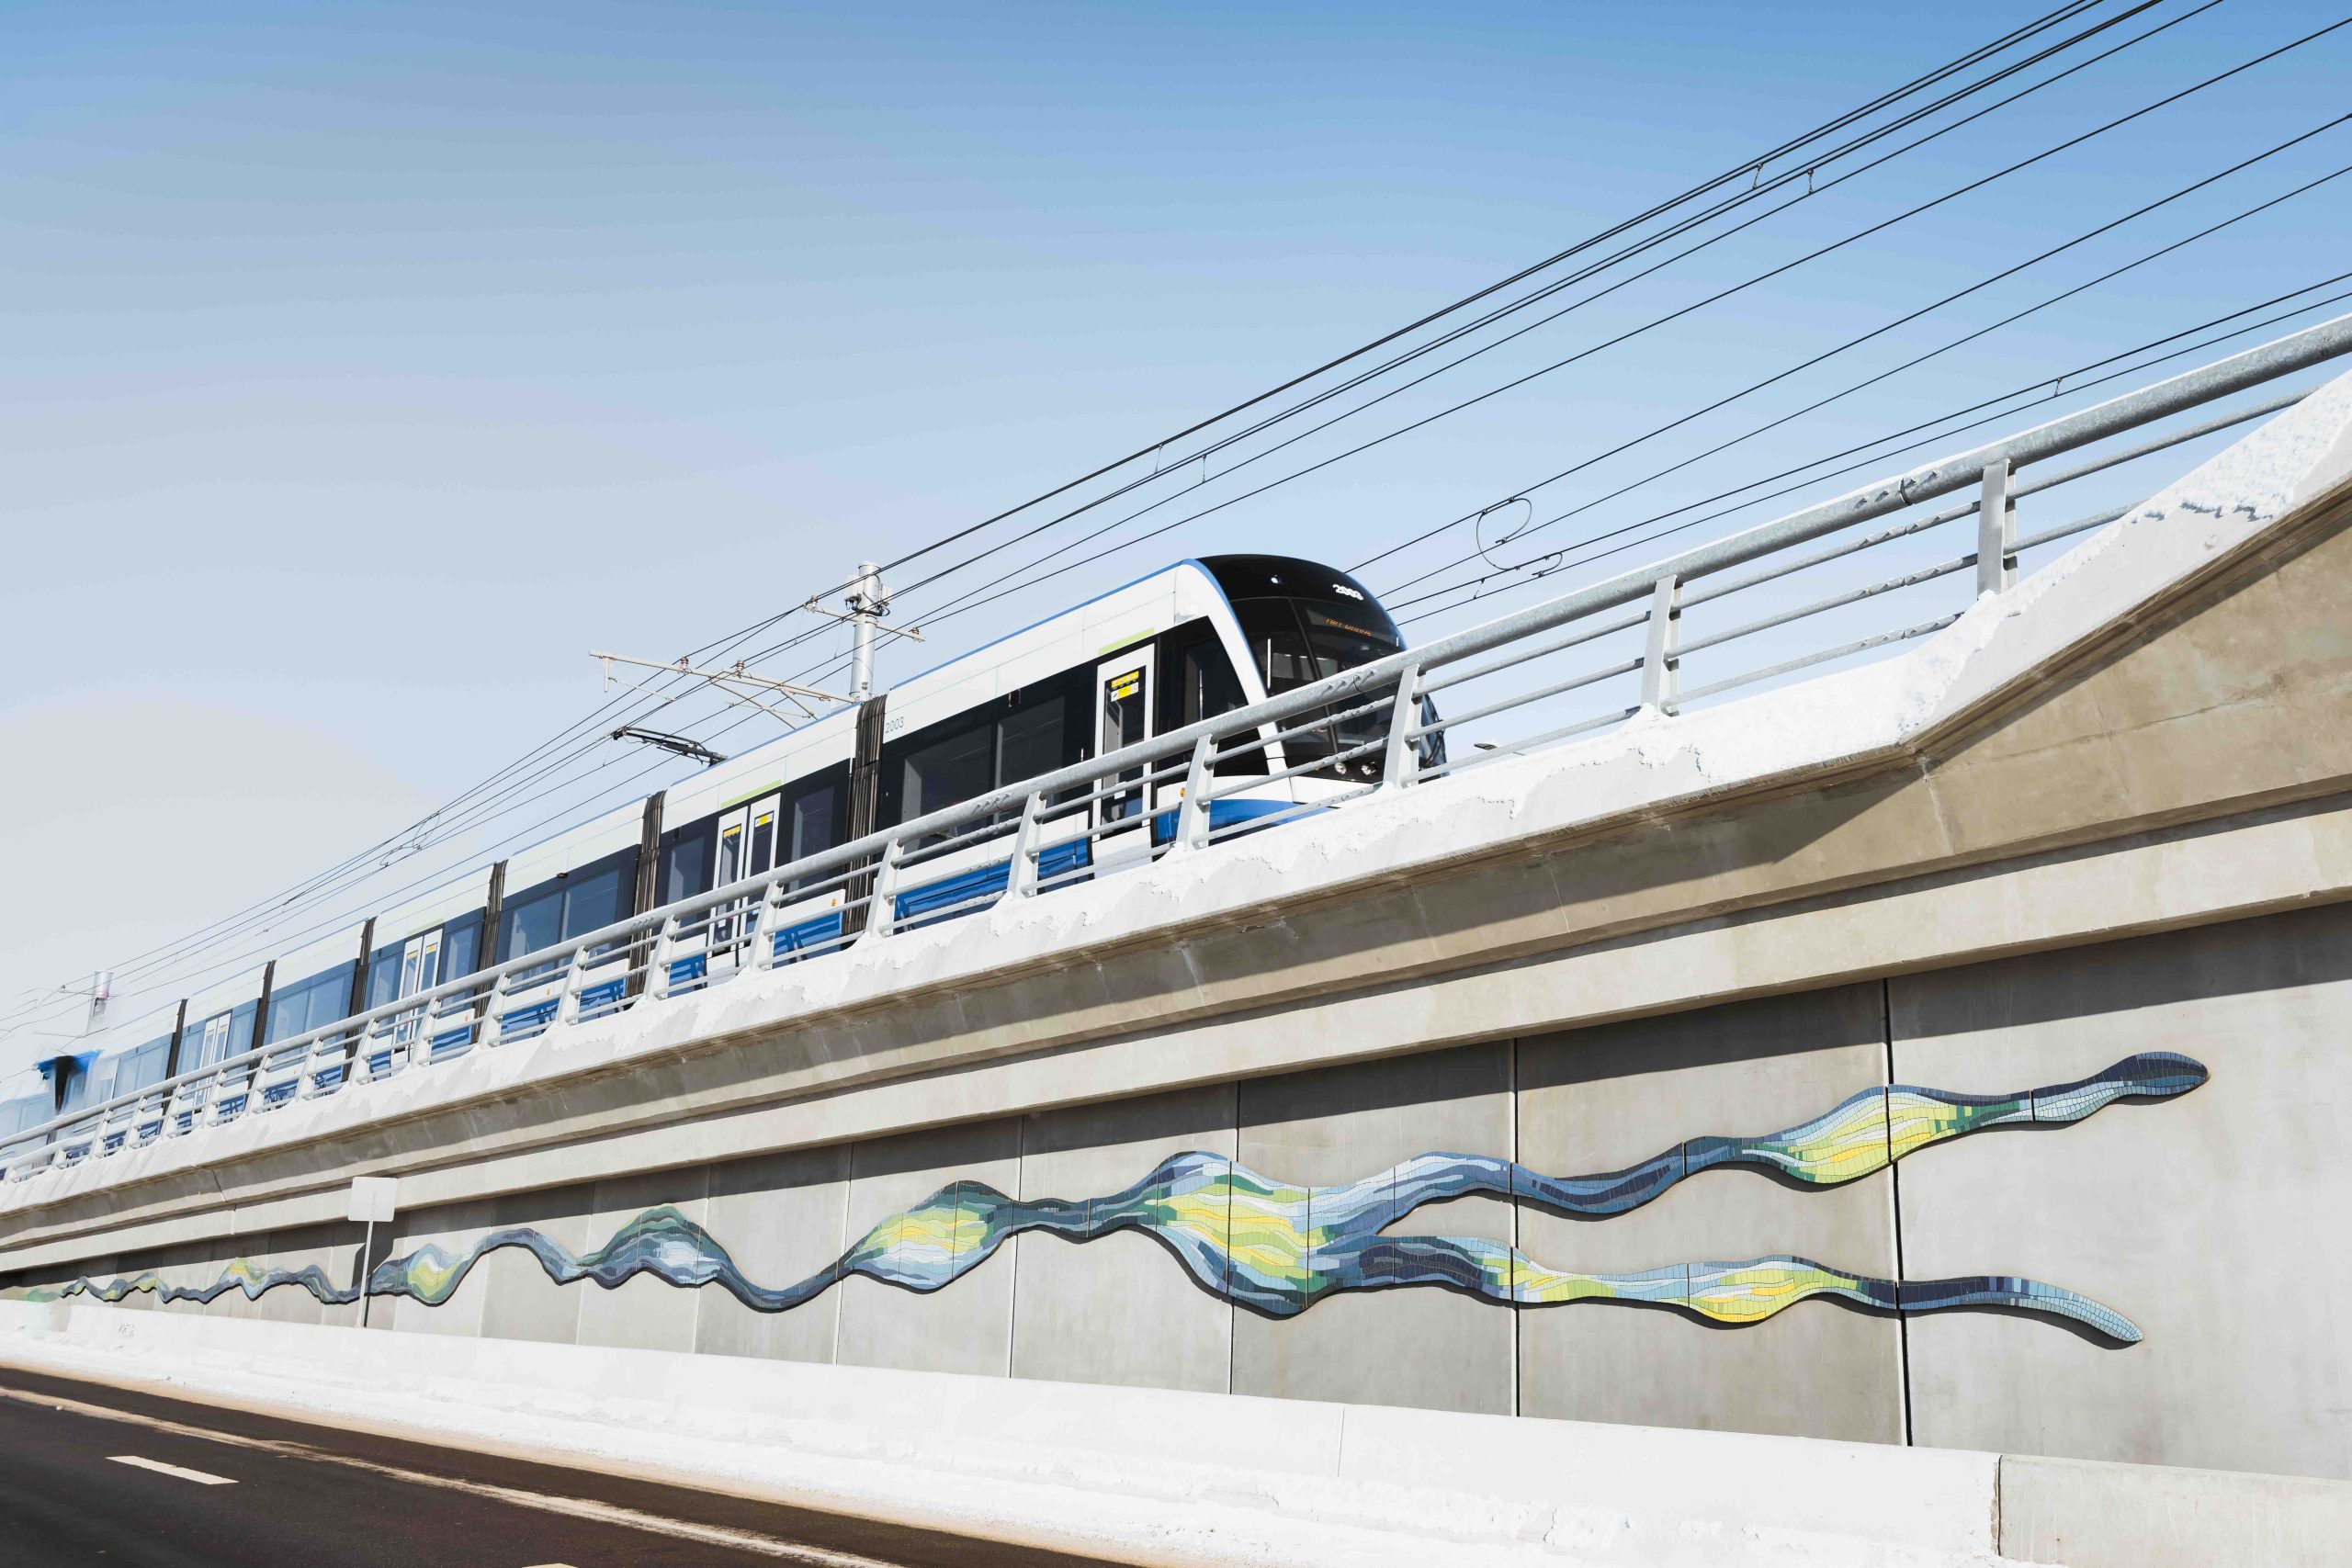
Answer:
107, 1454, 237, 1485
6, 1386, 900, 1567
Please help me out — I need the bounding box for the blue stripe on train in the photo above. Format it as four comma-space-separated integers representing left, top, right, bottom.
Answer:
771, 909, 845, 961
498, 998, 560, 1038
578, 977, 627, 1015
891, 799, 1315, 926
891, 836, 1092, 927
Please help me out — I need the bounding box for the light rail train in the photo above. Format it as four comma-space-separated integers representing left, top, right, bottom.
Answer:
3, 556, 1432, 1141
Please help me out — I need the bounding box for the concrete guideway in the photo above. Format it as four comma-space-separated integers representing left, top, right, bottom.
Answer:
8, 335, 2352, 1560
6, 365, 2352, 1274
0, 1359, 1106, 1568
7, 1297, 2350, 1568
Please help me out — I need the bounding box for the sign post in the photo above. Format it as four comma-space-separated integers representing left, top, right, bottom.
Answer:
345, 1177, 398, 1328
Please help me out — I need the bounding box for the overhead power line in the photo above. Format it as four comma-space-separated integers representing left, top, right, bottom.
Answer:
775, 11, 2330, 661
1372, 117, 2352, 606
1385, 276, 2352, 621
842, 1, 2128, 592
858, 0, 2209, 617
3, 3, 2266, 1046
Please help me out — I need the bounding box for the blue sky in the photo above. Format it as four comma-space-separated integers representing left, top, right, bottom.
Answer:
5, 1, 2347, 1079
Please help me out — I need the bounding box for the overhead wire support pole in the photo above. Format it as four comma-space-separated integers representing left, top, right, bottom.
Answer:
852, 561, 879, 702
797, 560, 925, 702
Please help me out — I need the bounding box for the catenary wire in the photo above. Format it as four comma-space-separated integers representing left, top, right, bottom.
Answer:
1385, 276, 2352, 620
2, 5, 2292, 1044
843, 0, 2205, 614
1371, 118, 2352, 605
757, 24, 2342, 662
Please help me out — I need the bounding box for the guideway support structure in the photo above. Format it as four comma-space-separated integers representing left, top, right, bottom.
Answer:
6, 327, 2352, 1566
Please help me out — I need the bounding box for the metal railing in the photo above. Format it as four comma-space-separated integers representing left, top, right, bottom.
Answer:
6, 314, 2347, 1187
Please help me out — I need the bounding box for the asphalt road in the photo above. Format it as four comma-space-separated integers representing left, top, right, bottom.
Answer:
0, 1364, 1110, 1568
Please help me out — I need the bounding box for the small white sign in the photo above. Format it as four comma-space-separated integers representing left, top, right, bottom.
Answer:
345, 1175, 398, 1224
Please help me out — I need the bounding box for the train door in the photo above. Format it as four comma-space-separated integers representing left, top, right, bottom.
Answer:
1094, 650, 1155, 853
390, 928, 443, 1044
193, 1011, 232, 1068
712, 793, 780, 957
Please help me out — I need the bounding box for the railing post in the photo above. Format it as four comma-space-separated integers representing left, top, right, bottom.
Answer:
1379, 660, 1425, 791
1005, 793, 1046, 896
646, 913, 678, 999
1639, 574, 1682, 713
854, 839, 904, 946
478, 971, 507, 1048
1169, 735, 1216, 852
750, 882, 787, 971
555, 944, 587, 1026
1976, 458, 2017, 595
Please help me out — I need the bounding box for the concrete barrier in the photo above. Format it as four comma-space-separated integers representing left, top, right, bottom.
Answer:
1997, 1453, 2352, 1568
14, 1296, 2347, 1566
11, 1297, 2341, 1568
2, 1297, 2004, 1567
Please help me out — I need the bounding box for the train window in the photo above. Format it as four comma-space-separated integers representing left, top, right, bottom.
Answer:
1297, 602, 1400, 677
786, 790, 827, 860
366, 942, 403, 1010
1, 1096, 34, 1135
660, 819, 717, 904
265, 963, 355, 1044
1234, 599, 1317, 693
69, 1034, 171, 1111
442, 911, 482, 983
715, 815, 744, 887
116, 1035, 172, 1096
2, 1091, 52, 1135
878, 674, 1090, 832
1227, 595, 1406, 781
788, 786, 836, 861
368, 931, 430, 1010
61, 1060, 100, 1113
366, 911, 480, 1018
499, 852, 639, 962
901, 719, 994, 822
562, 863, 627, 942
1230, 598, 1403, 694
501, 886, 562, 960
1172, 635, 1244, 723
183, 1005, 249, 1070
746, 805, 778, 879
997, 695, 1066, 787
1162, 621, 1265, 777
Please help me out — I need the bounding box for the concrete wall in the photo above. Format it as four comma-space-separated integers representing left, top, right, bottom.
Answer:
1516, 985, 1905, 1444
1234, 1045, 1516, 1415
1894, 903, 2352, 1480
34, 900, 2347, 1481
10, 461, 2352, 1485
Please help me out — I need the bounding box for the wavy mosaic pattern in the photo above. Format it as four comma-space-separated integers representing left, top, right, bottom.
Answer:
33, 1052, 2204, 1345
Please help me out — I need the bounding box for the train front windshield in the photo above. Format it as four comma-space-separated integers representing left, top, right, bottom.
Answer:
1204, 555, 1439, 782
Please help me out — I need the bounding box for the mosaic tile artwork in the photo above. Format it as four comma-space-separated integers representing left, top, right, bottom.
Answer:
32, 1051, 2206, 1345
